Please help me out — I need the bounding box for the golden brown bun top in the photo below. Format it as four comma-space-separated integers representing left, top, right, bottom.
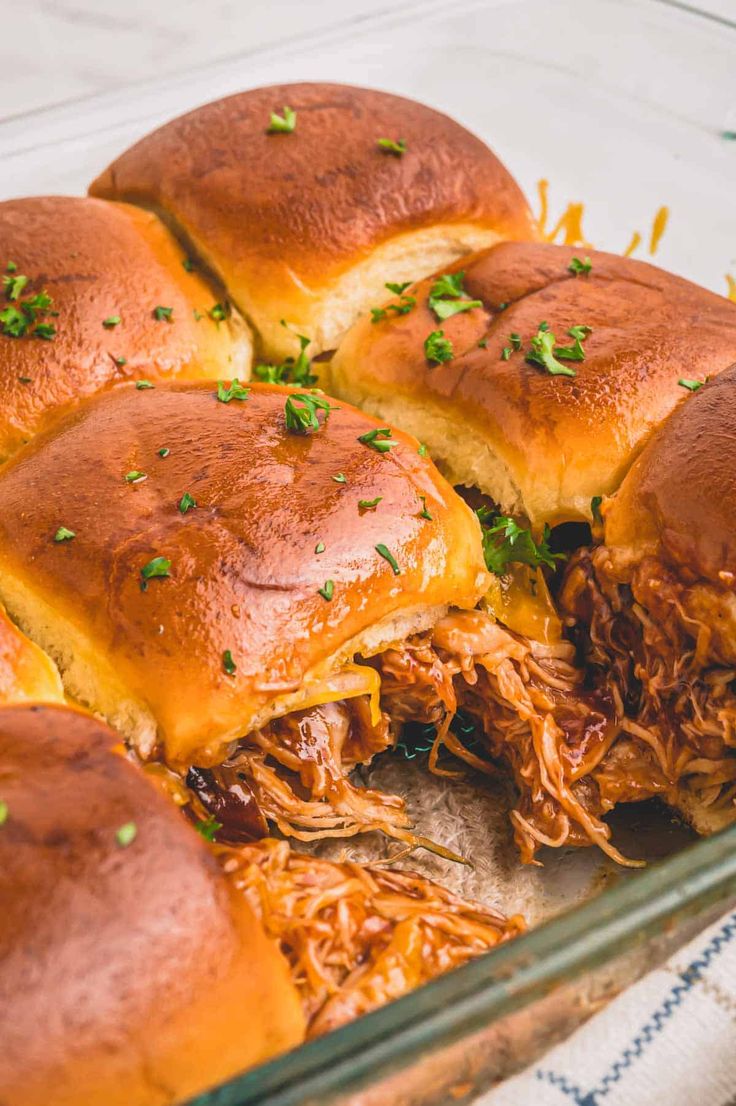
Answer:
330, 241, 736, 527
604, 364, 736, 583
0, 604, 63, 705
0, 382, 487, 766
0, 704, 304, 1106
89, 83, 537, 356
0, 196, 247, 461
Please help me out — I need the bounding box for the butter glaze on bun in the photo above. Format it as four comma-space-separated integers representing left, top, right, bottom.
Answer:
0, 704, 303, 1106
0, 196, 251, 460
0, 382, 488, 767
330, 241, 736, 527
89, 83, 537, 361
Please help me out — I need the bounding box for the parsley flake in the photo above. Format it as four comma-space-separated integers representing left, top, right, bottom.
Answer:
332, 473, 347, 484
375, 544, 401, 575
195, 815, 222, 841
140, 556, 171, 590
178, 492, 197, 513
358, 497, 382, 510
113, 355, 127, 367
418, 443, 428, 457
284, 393, 337, 433
428, 271, 482, 320
153, 305, 173, 322
315, 541, 325, 554
254, 325, 316, 386
418, 496, 433, 520
358, 427, 398, 453
525, 325, 582, 377
377, 137, 407, 155
103, 315, 121, 329
182, 257, 195, 272
568, 256, 592, 276
136, 380, 155, 390
318, 580, 335, 601
158, 447, 170, 458
591, 496, 603, 524
53, 526, 76, 542
476, 509, 565, 576
678, 378, 704, 392
125, 470, 147, 484
222, 649, 236, 676
208, 302, 228, 323
0, 800, 7, 826
424, 330, 454, 364
116, 822, 137, 847
267, 106, 297, 133
216, 379, 250, 403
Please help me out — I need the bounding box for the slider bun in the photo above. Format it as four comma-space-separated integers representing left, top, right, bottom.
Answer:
330, 242, 736, 527
0, 196, 251, 460
0, 704, 303, 1106
0, 382, 488, 767
0, 603, 63, 705
89, 82, 538, 362
604, 364, 736, 583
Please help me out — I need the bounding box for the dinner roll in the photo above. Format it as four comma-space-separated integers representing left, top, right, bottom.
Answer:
560, 366, 736, 839
0, 196, 251, 460
0, 704, 304, 1106
89, 82, 538, 362
0, 602, 63, 704
0, 381, 488, 768
330, 241, 736, 527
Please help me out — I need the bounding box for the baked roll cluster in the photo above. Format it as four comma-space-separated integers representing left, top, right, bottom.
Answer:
1, 81, 735, 1102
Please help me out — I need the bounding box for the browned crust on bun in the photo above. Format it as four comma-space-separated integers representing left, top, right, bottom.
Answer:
0, 704, 303, 1106
330, 241, 736, 527
89, 82, 538, 360
604, 363, 736, 582
0, 382, 488, 767
0, 196, 250, 460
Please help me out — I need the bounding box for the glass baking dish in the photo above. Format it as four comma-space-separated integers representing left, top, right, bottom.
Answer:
3, 0, 734, 1102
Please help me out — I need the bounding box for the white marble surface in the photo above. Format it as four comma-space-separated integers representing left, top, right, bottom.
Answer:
1, 0, 734, 121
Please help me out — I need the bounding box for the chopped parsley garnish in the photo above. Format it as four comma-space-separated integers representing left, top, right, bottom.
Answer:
375, 543, 401, 575
103, 315, 121, 328
125, 470, 147, 483
216, 378, 250, 403
332, 473, 347, 484
417, 443, 428, 457
153, 305, 173, 322
136, 380, 155, 390
193, 309, 203, 321
158, 447, 170, 458
208, 302, 228, 323
3, 273, 28, 300
0, 276, 56, 340
0, 800, 7, 826
195, 815, 222, 841
113, 356, 127, 367
568, 256, 592, 276
140, 556, 171, 590
418, 495, 432, 520
315, 541, 325, 554
377, 137, 407, 155
267, 106, 297, 133
358, 427, 398, 453
178, 492, 197, 513
5, 261, 16, 273
525, 325, 583, 377
478, 338, 488, 349
182, 257, 195, 272
424, 329, 454, 364
501, 347, 512, 361
591, 496, 603, 524
116, 822, 137, 847
428, 271, 482, 320
476, 509, 565, 576
358, 497, 382, 509
222, 649, 236, 675
284, 392, 337, 433
53, 526, 76, 542
253, 325, 316, 386
18, 376, 31, 384
722, 131, 736, 141
678, 378, 704, 392
318, 580, 334, 601
371, 282, 416, 323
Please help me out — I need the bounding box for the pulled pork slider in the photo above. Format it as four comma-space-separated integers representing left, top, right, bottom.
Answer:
329, 242, 736, 863
0, 381, 488, 848
0, 704, 303, 1106
0, 196, 250, 461
561, 365, 736, 837
89, 83, 537, 363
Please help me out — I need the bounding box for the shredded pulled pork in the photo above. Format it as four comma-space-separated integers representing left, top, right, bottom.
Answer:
560, 547, 736, 820
376, 608, 634, 866
222, 838, 523, 1036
